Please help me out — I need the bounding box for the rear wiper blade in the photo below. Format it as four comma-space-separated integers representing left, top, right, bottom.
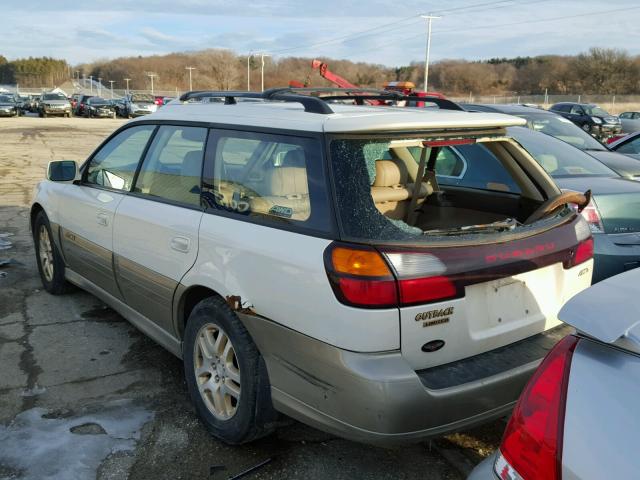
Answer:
423, 218, 519, 236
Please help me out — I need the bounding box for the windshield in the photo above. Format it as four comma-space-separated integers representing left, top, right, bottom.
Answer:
131, 94, 154, 103
88, 97, 108, 104
517, 112, 606, 151
43, 93, 67, 101
508, 126, 616, 178
0, 95, 13, 103
583, 105, 610, 116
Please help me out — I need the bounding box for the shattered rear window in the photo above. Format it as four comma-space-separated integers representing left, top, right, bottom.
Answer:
330, 139, 422, 241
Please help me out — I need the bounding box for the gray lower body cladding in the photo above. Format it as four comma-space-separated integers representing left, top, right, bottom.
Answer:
239, 312, 546, 445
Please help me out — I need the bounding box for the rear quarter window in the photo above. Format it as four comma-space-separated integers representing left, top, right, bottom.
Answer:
202, 130, 332, 234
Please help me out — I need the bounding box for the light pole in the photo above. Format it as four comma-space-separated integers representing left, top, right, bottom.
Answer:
89, 75, 93, 94
98, 77, 102, 96
109, 80, 115, 99
147, 73, 157, 95
247, 53, 255, 91
421, 14, 441, 93
185, 66, 196, 91
260, 53, 271, 92
124, 78, 131, 94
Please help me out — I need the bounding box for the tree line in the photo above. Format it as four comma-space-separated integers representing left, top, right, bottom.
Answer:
0, 56, 70, 87
77, 47, 640, 95
3, 48, 639, 95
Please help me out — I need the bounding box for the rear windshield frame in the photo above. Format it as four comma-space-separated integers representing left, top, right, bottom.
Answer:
325, 130, 567, 247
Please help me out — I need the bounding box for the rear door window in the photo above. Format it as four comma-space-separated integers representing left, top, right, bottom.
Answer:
202, 130, 331, 233
133, 125, 207, 206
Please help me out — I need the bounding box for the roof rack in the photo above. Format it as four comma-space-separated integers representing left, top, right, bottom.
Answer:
177, 87, 464, 114
178, 89, 334, 114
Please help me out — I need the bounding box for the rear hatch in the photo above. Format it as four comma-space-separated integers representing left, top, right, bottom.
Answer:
389, 216, 592, 370
328, 126, 594, 371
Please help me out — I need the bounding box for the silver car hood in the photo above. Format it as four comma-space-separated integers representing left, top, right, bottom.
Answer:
559, 268, 640, 353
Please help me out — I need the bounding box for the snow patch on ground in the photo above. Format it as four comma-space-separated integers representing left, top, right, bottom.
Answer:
0, 400, 153, 480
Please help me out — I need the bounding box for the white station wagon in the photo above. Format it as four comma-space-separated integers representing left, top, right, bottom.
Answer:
31, 90, 594, 445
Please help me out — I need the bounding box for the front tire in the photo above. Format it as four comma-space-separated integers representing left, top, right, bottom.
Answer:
183, 296, 277, 444
582, 123, 591, 133
33, 211, 70, 295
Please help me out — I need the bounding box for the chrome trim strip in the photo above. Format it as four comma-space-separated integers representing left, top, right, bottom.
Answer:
65, 268, 182, 358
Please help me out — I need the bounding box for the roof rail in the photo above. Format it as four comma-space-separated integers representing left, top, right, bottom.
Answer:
316, 93, 464, 111
178, 89, 334, 114
263, 87, 464, 112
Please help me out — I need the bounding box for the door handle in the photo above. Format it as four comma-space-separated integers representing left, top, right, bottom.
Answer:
96, 212, 109, 226
170, 236, 191, 253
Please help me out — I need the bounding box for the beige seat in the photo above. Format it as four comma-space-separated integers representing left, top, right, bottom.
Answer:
371, 159, 431, 220
250, 150, 311, 221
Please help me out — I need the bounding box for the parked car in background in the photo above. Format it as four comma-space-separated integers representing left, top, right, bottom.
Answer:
0, 94, 20, 117
15, 94, 31, 114
38, 92, 72, 118
32, 91, 593, 445
122, 93, 158, 117
107, 98, 126, 117
74, 94, 94, 116
609, 131, 640, 161
507, 126, 640, 282
466, 104, 640, 179
618, 111, 640, 133
162, 96, 175, 106
549, 102, 621, 141
84, 97, 117, 118
469, 267, 640, 480
154, 95, 165, 106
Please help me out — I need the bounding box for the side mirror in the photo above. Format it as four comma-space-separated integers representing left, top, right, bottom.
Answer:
47, 160, 78, 182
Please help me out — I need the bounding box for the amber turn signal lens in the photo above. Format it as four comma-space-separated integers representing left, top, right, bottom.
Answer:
331, 247, 392, 277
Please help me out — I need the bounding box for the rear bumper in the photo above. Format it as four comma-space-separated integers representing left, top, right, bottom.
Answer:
593, 232, 640, 283
468, 452, 498, 479
240, 313, 569, 445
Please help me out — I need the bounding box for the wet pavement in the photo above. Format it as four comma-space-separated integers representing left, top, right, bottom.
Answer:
0, 117, 502, 479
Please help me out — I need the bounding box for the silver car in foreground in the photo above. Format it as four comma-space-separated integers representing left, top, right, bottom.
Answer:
469, 268, 640, 480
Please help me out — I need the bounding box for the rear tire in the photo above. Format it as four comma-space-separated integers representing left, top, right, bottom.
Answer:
33, 211, 70, 295
183, 296, 277, 444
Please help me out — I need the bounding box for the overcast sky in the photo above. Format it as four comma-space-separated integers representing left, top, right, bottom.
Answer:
2, 0, 639, 66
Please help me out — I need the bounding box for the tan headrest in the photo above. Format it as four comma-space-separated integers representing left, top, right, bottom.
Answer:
268, 167, 308, 197
373, 160, 408, 187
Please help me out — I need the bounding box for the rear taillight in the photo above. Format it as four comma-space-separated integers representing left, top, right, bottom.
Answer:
324, 244, 458, 308
563, 237, 593, 269
579, 199, 604, 233
496, 335, 579, 480
325, 245, 397, 307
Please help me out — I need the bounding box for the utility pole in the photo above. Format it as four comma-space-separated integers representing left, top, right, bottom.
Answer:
147, 73, 157, 95
124, 78, 131, 94
247, 53, 255, 91
89, 75, 93, 94
98, 77, 102, 96
185, 66, 196, 91
421, 14, 441, 93
109, 80, 115, 99
260, 53, 271, 92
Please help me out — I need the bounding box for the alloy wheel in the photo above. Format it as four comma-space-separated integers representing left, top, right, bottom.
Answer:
193, 323, 241, 420
38, 225, 54, 282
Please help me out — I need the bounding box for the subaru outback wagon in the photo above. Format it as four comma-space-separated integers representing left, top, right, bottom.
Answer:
31, 90, 594, 445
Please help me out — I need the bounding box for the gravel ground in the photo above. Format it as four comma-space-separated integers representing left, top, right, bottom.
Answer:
0, 115, 503, 480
